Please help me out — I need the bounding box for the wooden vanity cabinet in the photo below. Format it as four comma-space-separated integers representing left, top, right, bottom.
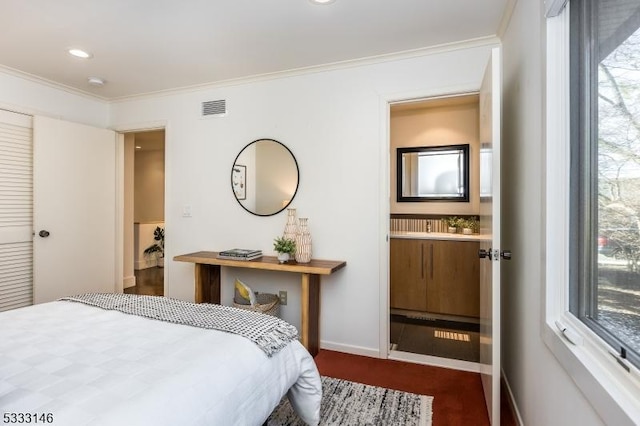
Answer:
390, 238, 480, 318
390, 239, 427, 311
427, 239, 480, 317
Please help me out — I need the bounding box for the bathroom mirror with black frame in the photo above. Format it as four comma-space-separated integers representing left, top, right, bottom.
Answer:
231, 138, 299, 216
397, 144, 470, 202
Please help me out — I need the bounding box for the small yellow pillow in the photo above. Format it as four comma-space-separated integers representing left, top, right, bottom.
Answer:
234, 278, 257, 306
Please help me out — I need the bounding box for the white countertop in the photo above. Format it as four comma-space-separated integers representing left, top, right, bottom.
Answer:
391, 231, 484, 242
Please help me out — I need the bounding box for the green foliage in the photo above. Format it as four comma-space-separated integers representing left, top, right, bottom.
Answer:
443, 216, 461, 228
460, 217, 480, 233
143, 226, 165, 258
273, 236, 296, 254
442, 216, 479, 232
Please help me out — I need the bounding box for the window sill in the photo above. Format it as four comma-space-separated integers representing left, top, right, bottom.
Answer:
543, 314, 640, 425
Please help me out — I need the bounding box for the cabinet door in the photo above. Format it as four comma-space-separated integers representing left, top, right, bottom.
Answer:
426, 240, 480, 317
390, 239, 427, 311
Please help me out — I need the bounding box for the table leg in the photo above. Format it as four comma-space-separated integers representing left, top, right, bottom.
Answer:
301, 273, 320, 357
194, 264, 221, 304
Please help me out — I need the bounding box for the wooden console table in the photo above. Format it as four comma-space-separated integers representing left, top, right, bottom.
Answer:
173, 251, 346, 356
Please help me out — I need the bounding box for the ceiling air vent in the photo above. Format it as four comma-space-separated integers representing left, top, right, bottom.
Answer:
202, 99, 226, 117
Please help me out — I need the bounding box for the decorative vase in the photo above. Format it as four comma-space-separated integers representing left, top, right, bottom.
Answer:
448, 226, 457, 234
283, 208, 298, 243
295, 218, 312, 263
462, 228, 472, 235
277, 252, 290, 264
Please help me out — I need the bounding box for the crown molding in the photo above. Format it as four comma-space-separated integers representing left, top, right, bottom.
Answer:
110, 35, 501, 103
0, 64, 110, 103
0, 35, 501, 105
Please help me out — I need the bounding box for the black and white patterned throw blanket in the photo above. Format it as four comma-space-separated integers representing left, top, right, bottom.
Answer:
59, 293, 299, 357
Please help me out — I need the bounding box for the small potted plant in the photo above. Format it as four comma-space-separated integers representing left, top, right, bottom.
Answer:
444, 216, 460, 233
459, 217, 480, 234
460, 218, 473, 235
468, 217, 480, 234
143, 226, 165, 267
273, 236, 296, 263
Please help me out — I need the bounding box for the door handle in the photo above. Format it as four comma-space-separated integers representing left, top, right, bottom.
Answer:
479, 248, 512, 260
430, 244, 434, 280
478, 248, 492, 260
38, 230, 50, 238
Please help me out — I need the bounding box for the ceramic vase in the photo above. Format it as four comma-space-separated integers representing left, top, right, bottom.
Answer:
295, 218, 312, 263
283, 208, 298, 243
277, 252, 290, 264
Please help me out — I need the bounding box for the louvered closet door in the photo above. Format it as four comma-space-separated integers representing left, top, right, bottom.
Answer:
0, 109, 33, 311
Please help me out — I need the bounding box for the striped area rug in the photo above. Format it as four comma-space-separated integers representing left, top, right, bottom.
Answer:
267, 376, 433, 426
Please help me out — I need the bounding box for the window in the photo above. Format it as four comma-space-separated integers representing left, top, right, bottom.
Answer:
570, 0, 640, 370
546, 2, 640, 422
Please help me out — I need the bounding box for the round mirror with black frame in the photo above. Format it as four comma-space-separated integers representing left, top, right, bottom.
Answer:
231, 138, 299, 216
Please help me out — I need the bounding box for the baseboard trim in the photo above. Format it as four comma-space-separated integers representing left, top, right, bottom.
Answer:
319, 341, 483, 374
320, 341, 380, 358
123, 275, 136, 289
501, 368, 524, 426
389, 349, 481, 373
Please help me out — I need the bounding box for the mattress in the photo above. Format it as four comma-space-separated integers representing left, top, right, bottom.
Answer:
0, 300, 322, 425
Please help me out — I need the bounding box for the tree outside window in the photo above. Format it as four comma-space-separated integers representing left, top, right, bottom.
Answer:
572, 0, 640, 367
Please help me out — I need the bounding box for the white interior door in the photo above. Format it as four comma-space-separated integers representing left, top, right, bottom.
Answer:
0, 110, 33, 311
33, 116, 117, 303
479, 47, 502, 425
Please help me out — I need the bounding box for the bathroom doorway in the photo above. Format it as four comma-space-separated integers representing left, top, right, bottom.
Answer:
382, 48, 503, 420
388, 94, 482, 372
123, 130, 165, 296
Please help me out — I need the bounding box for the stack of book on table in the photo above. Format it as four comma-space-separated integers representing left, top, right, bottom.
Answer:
217, 248, 263, 261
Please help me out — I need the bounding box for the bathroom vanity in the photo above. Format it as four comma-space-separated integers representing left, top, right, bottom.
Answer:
390, 232, 480, 318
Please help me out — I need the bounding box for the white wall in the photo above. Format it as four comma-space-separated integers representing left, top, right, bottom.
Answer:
109, 43, 495, 350
0, 70, 108, 127
501, 0, 604, 424
134, 149, 165, 223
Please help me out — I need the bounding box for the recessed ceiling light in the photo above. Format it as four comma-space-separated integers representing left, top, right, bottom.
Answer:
68, 48, 92, 59
310, 0, 335, 4
88, 77, 105, 86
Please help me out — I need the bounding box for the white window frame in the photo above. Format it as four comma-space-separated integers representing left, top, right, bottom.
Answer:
544, 4, 640, 424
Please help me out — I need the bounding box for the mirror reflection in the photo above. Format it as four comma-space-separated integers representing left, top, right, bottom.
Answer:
397, 144, 469, 202
232, 139, 299, 216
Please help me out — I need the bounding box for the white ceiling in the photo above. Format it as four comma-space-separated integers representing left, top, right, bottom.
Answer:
0, 0, 510, 100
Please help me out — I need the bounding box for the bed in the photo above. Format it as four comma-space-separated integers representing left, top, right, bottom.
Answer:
0, 294, 322, 426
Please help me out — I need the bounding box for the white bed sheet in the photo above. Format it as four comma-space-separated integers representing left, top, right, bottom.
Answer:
0, 301, 321, 426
